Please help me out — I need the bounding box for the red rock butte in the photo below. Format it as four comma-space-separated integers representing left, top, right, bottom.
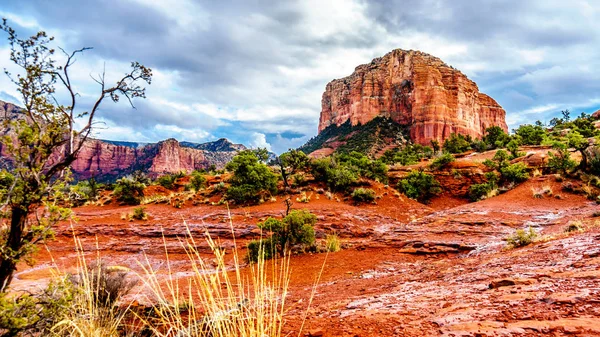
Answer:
318, 49, 508, 145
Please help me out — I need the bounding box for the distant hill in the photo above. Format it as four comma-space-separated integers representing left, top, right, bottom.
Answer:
0, 99, 266, 181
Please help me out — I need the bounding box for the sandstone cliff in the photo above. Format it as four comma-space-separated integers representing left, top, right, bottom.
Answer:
319, 49, 507, 145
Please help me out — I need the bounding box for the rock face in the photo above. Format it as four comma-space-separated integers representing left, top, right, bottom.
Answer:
0, 100, 251, 181
70, 138, 247, 180
318, 49, 507, 145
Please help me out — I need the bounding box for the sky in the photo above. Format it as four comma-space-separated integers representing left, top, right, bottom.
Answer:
1, 0, 599, 154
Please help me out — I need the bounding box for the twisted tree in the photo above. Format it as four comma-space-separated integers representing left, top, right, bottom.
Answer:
0, 20, 152, 291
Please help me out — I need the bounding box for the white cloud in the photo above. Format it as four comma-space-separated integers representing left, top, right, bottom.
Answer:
248, 132, 272, 151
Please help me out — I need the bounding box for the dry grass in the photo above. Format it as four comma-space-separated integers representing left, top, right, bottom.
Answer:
135, 220, 292, 337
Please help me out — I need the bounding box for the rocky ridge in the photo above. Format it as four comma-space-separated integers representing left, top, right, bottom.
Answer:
318, 49, 508, 145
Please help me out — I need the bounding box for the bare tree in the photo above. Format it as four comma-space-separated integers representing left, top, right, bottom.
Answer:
0, 19, 152, 291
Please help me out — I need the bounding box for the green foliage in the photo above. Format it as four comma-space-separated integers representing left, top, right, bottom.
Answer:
469, 183, 493, 201
547, 141, 576, 174
156, 172, 184, 190
429, 153, 455, 170
69, 178, 103, 207
113, 176, 146, 205
131, 206, 148, 220
248, 210, 317, 262
279, 149, 310, 188
506, 227, 537, 248
326, 234, 341, 252
291, 173, 307, 187
398, 170, 441, 203
226, 150, 278, 204
472, 140, 488, 153
514, 124, 548, 145
351, 188, 376, 203
588, 147, 600, 176
483, 126, 510, 149
0, 277, 76, 335
310, 157, 359, 192
506, 139, 524, 159
298, 117, 409, 155
189, 170, 207, 191
337, 151, 388, 183
443, 133, 471, 154
381, 144, 433, 165
500, 163, 529, 183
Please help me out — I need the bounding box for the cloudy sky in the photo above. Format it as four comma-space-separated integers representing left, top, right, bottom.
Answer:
1, 0, 599, 153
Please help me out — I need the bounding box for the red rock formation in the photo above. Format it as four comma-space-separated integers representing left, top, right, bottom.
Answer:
319, 49, 507, 145
0, 100, 249, 180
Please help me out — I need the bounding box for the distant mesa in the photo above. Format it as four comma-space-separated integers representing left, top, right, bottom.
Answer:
0, 99, 262, 181
310, 49, 507, 155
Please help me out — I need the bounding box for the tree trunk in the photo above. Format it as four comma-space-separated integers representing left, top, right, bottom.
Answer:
0, 207, 28, 292
580, 149, 588, 171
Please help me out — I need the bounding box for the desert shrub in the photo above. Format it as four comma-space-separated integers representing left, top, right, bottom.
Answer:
337, 151, 388, 183
77, 262, 136, 308
246, 238, 276, 263
131, 206, 148, 220
329, 166, 359, 192
113, 176, 146, 205
351, 188, 376, 203
296, 191, 311, 203
156, 173, 179, 190
500, 163, 529, 183
588, 147, 600, 176
248, 210, 316, 262
469, 183, 493, 201
483, 126, 511, 149
0, 278, 76, 336
514, 124, 548, 145
506, 227, 537, 248
506, 139, 524, 159
381, 144, 432, 165
564, 221, 584, 233
483, 150, 511, 171
398, 170, 441, 203
548, 141, 577, 174
291, 173, 307, 187
443, 133, 471, 154
326, 234, 341, 252
429, 153, 455, 170
226, 150, 278, 204
472, 140, 488, 153
189, 170, 207, 191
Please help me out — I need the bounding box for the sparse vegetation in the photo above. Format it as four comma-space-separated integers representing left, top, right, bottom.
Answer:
189, 170, 207, 191
326, 234, 341, 252
443, 133, 471, 154
506, 227, 537, 248
226, 150, 278, 204
564, 221, 584, 233
398, 170, 441, 203
248, 210, 317, 262
113, 176, 146, 205
131, 206, 148, 220
351, 188, 376, 203
429, 153, 455, 170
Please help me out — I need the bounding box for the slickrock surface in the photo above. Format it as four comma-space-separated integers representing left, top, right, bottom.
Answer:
319, 49, 507, 145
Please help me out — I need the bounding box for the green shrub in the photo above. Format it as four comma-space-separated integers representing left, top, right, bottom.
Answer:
381, 144, 432, 165
248, 210, 317, 262
506, 139, 524, 159
226, 150, 278, 204
291, 173, 307, 187
156, 174, 179, 190
547, 141, 576, 174
246, 238, 276, 264
429, 153, 455, 170
328, 166, 359, 191
351, 188, 376, 203
189, 170, 207, 191
326, 234, 341, 252
500, 163, 529, 183
469, 183, 493, 201
564, 221, 584, 233
514, 124, 548, 145
506, 227, 537, 248
69, 178, 103, 206
113, 176, 146, 205
337, 151, 388, 183
398, 170, 441, 203
443, 133, 471, 154
483, 126, 510, 149
131, 206, 148, 220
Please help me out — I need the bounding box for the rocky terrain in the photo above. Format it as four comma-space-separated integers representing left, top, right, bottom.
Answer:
318, 49, 507, 146
10, 149, 600, 337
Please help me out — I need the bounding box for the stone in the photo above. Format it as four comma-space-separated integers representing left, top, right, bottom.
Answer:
318, 49, 507, 146
489, 278, 536, 289
308, 328, 324, 337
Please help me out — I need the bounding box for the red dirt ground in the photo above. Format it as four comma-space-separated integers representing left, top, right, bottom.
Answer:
10, 157, 600, 336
